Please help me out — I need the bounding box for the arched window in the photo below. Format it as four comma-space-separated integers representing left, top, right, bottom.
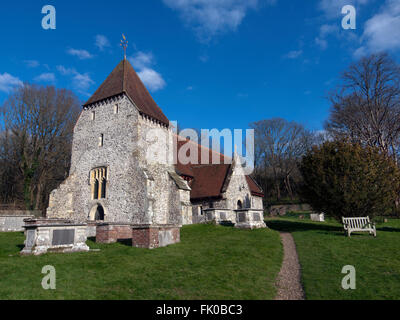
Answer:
93, 180, 99, 200
90, 167, 108, 200
245, 194, 251, 208
101, 178, 107, 199
237, 200, 243, 210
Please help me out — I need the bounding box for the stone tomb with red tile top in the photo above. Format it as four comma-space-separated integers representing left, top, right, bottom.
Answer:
95, 222, 181, 249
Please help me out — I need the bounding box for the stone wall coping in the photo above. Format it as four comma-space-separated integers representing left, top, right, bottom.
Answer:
0, 210, 42, 217
131, 224, 181, 229
24, 218, 73, 222
24, 223, 88, 228
96, 222, 133, 227
0, 215, 34, 218
234, 209, 264, 212
202, 208, 231, 211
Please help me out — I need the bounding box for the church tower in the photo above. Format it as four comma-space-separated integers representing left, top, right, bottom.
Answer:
47, 58, 191, 248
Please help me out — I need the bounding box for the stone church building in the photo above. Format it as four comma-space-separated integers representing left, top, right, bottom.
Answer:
47, 58, 265, 248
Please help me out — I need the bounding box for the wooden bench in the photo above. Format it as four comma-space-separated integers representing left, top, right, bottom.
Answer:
342, 216, 376, 237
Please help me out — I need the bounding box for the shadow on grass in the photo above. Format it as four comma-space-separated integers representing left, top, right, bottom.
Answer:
377, 226, 400, 233
219, 221, 235, 227
87, 237, 132, 246
267, 219, 400, 237
117, 239, 133, 246
266, 219, 343, 235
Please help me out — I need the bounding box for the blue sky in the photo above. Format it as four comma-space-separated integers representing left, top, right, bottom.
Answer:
0, 0, 399, 132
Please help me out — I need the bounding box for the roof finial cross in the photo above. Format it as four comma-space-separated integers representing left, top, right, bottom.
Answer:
120, 34, 128, 60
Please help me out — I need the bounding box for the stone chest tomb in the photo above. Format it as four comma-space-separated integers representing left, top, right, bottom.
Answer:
21, 218, 89, 256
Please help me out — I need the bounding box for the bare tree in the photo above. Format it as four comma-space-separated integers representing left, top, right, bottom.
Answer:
250, 118, 314, 201
0, 84, 80, 211
325, 53, 400, 162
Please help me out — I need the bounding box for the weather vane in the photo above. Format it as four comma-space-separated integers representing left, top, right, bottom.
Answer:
120, 34, 128, 60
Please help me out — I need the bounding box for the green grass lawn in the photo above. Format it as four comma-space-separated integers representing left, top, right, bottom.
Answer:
0, 224, 282, 300
266, 216, 400, 300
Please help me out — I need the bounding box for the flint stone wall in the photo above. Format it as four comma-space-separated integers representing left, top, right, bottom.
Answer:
0, 210, 41, 217
0, 214, 34, 232
269, 204, 312, 216
47, 94, 182, 229
191, 206, 206, 224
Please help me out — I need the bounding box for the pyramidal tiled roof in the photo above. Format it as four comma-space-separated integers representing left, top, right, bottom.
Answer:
84, 59, 169, 126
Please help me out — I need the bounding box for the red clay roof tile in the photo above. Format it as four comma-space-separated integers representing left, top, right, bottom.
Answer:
176, 138, 264, 200
84, 59, 169, 126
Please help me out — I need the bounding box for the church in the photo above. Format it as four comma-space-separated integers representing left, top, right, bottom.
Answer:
46, 57, 265, 249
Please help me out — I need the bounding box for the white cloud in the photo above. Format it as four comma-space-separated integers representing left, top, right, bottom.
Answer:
355, 0, 400, 57
162, 0, 267, 41
130, 51, 155, 70
137, 68, 166, 92
57, 65, 73, 76
315, 37, 328, 50
199, 54, 209, 62
284, 50, 303, 59
129, 52, 166, 92
34, 73, 56, 83
95, 35, 110, 51
56, 65, 94, 92
319, 24, 338, 38
67, 48, 94, 60
72, 72, 94, 91
315, 24, 339, 50
0, 73, 23, 93
24, 60, 40, 68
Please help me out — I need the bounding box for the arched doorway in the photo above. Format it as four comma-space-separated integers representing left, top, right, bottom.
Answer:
95, 205, 105, 221
237, 200, 243, 210
89, 204, 106, 221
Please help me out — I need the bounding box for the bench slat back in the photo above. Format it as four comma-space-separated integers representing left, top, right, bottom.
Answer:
343, 217, 370, 228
